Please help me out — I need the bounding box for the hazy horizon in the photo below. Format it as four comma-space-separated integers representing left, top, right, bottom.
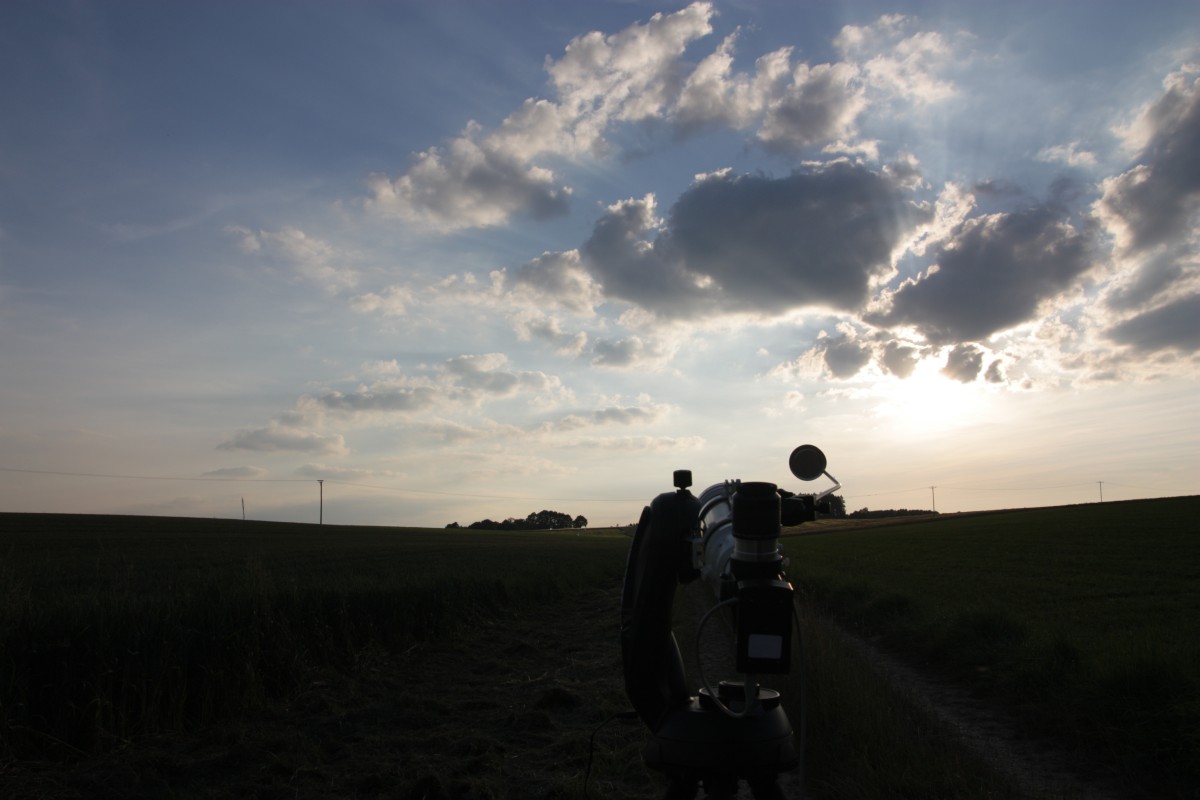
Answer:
2, 1, 1197, 527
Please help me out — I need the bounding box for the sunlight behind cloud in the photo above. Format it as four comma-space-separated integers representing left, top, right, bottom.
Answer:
869, 357, 996, 438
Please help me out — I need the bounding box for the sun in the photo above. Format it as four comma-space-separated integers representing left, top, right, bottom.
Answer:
871, 358, 995, 437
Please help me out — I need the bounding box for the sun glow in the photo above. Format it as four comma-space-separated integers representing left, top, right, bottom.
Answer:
871, 359, 996, 437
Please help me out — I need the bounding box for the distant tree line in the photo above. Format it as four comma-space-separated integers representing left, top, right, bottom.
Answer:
848, 507, 937, 519
446, 509, 588, 530
820, 493, 847, 518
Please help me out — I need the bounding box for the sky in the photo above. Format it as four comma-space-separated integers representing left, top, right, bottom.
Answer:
2, 1, 1198, 527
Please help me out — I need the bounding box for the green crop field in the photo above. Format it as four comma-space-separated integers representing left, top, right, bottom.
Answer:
0, 513, 631, 760
4, 499, 1198, 798
783, 495, 1200, 797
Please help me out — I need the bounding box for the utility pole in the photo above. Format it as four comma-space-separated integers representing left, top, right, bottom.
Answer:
930, 486, 937, 513
241, 497, 245, 521
318, 479, 324, 524
1097, 481, 1103, 503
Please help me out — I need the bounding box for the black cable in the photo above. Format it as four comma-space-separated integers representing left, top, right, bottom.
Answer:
584, 710, 640, 799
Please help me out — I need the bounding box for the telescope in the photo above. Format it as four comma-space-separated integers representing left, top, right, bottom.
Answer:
620, 445, 840, 799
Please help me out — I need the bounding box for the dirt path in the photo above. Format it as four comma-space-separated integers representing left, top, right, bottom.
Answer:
814, 616, 1129, 800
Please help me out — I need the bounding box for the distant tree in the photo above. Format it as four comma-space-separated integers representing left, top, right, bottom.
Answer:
445, 521, 460, 529
456, 509, 585, 530
826, 494, 847, 518
848, 507, 937, 519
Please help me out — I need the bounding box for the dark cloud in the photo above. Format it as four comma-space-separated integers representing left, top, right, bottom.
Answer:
879, 340, 920, 378
581, 163, 931, 318
870, 204, 1095, 344
591, 336, 657, 368
1106, 292, 1200, 353
581, 196, 700, 312
941, 344, 984, 383
984, 360, 1005, 384
1097, 68, 1200, 255
972, 178, 1023, 197
821, 335, 872, 378
1104, 251, 1185, 311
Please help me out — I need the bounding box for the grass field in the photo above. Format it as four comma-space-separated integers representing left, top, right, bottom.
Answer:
0, 513, 630, 760
783, 496, 1200, 798
3, 499, 1198, 798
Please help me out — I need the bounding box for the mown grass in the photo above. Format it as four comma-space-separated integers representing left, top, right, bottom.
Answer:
0, 513, 630, 760
783, 496, 1200, 798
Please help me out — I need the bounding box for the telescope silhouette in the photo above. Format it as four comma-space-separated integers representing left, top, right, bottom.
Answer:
621, 445, 839, 799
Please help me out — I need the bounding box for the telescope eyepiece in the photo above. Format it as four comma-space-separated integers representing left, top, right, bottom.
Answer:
732, 481, 781, 540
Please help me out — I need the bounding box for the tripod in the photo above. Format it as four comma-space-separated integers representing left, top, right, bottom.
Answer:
646, 681, 798, 800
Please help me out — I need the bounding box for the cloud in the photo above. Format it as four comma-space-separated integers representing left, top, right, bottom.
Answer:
1091, 65, 1200, 361
564, 435, 706, 452
1036, 142, 1098, 168
297, 354, 570, 424
879, 340, 921, 378
1095, 65, 1200, 258
869, 203, 1095, 344
366, 3, 715, 231
833, 15, 957, 105
941, 343, 984, 383
757, 62, 867, 153
351, 285, 414, 316
312, 384, 440, 415
365, 125, 572, 231
441, 353, 566, 401
362, 6, 962, 233
580, 163, 931, 319
202, 466, 268, 479
510, 250, 603, 314
546, 2, 715, 130
294, 463, 403, 481
1106, 292, 1200, 353
821, 334, 873, 379
590, 336, 666, 368
671, 35, 869, 151
672, 14, 957, 154
511, 310, 589, 356
228, 225, 357, 293
546, 402, 673, 433
218, 421, 348, 456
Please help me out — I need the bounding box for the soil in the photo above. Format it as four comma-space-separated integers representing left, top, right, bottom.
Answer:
1, 575, 1129, 800
1, 579, 664, 800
